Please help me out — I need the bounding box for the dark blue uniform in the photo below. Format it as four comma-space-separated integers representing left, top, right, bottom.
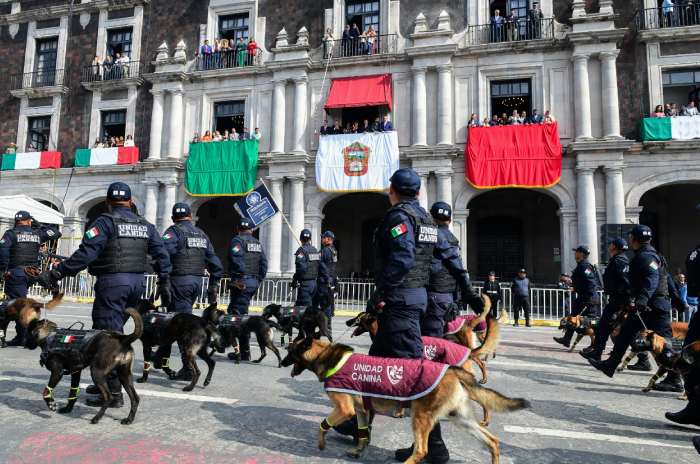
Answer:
293, 243, 319, 307
570, 259, 602, 317
315, 244, 337, 318
161, 220, 223, 314
56, 206, 171, 331
227, 233, 267, 315
590, 252, 630, 354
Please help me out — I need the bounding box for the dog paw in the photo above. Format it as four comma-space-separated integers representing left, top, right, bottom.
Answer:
182, 385, 195, 392
47, 402, 58, 412
277, 363, 282, 368
479, 379, 487, 385
345, 448, 363, 459
252, 359, 262, 364
58, 406, 73, 414
642, 388, 651, 393
136, 377, 147, 383
616, 368, 624, 373
203, 380, 211, 387
90, 417, 100, 425
120, 418, 133, 425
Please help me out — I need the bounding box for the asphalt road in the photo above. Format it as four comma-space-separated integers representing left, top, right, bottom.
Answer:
0, 302, 698, 464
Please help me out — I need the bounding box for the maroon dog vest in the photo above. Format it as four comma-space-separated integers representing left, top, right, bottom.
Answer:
324, 353, 448, 401
445, 315, 486, 335
422, 336, 470, 366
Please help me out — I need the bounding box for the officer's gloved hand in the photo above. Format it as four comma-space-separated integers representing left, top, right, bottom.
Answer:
207, 280, 219, 305
367, 290, 385, 315
36, 268, 62, 290
466, 296, 485, 314
157, 277, 172, 308
290, 279, 299, 289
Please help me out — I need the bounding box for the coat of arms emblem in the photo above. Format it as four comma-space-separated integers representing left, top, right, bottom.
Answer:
423, 344, 437, 360
342, 141, 370, 177
387, 364, 404, 385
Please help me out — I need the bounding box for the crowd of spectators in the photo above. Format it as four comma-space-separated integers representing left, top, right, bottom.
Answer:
4, 142, 17, 154
197, 37, 259, 70
652, 100, 700, 117
319, 115, 393, 135
93, 134, 135, 148
489, 4, 546, 43
468, 109, 555, 128
324, 23, 380, 58
89, 53, 132, 80
192, 127, 261, 143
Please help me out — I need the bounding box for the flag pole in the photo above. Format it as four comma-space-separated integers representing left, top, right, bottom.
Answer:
258, 178, 302, 248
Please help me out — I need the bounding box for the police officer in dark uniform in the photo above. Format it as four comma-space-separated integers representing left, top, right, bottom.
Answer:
38, 182, 171, 407
315, 230, 338, 326
367, 169, 484, 464
0, 210, 61, 346
227, 218, 267, 361
292, 229, 319, 307
589, 225, 673, 378
581, 238, 630, 362
158, 203, 223, 379
554, 245, 601, 348
483, 271, 501, 311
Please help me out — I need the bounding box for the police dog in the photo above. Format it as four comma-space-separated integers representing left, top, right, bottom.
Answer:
135, 300, 225, 391
0, 291, 63, 347
558, 315, 596, 352
25, 308, 142, 425
281, 337, 529, 464
617, 321, 688, 373
262, 303, 332, 345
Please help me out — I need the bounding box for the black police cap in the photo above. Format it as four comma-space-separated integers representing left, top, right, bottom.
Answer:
430, 201, 452, 221
518, 268, 527, 273
239, 218, 253, 230
300, 229, 312, 240
389, 168, 421, 195
172, 202, 191, 219
573, 245, 590, 255
629, 224, 652, 241
609, 238, 628, 250
322, 230, 335, 239
488, 271, 496, 276
14, 210, 31, 221
106, 182, 132, 201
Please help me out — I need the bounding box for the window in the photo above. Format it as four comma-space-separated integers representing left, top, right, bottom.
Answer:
661, 68, 700, 109
34, 37, 58, 86
662, 69, 700, 86
346, 0, 380, 34
490, 78, 532, 119
214, 100, 245, 134
107, 28, 133, 60
27, 116, 51, 151
219, 14, 249, 42
101, 110, 127, 140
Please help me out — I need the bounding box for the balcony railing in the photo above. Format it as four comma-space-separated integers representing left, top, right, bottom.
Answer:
466, 18, 554, 46
637, 5, 700, 30
10, 69, 64, 90
81, 60, 142, 83
322, 33, 398, 59
195, 48, 262, 71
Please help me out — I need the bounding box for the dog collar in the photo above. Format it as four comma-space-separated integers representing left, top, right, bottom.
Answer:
323, 351, 353, 379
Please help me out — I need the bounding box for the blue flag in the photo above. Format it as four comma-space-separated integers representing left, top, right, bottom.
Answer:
234, 183, 279, 228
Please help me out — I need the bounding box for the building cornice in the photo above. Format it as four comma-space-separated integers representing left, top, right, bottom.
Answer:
567, 28, 628, 45
637, 26, 700, 43
0, 0, 149, 26
455, 39, 567, 56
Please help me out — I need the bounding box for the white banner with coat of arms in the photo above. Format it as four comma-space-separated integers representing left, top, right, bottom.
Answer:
315, 131, 400, 192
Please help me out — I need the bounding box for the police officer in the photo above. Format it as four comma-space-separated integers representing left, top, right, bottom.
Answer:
0, 211, 61, 346
315, 230, 338, 327
227, 218, 267, 361
368, 169, 484, 464
554, 245, 601, 347
589, 225, 673, 378
38, 182, 171, 407
424, 201, 482, 338
292, 229, 319, 307
580, 238, 630, 362
158, 203, 223, 379
483, 271, 501, 311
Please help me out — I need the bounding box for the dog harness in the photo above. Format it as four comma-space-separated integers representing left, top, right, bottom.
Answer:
142, 312, 177, 342
575, 316, 599, 334
217, 314, 251, 328
41, 328, 101, 373
445, 314, 486, 335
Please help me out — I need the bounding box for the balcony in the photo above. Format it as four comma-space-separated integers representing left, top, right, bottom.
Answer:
9, 69, 68, 98
81, 61, 143, 90
465, 18, 554, 47
194, 48, 263, 73
321, 34, 398, 61
636, 5, 700, 42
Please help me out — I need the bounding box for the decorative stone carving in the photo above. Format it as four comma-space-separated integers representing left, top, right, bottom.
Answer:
79, 11, 91, 30
156, 42, 169, 61
174, 40, 187, 60
437, 10, 451, 32
275, 28, 289, 48
296, 26, 309, 46
414, 13, 427, 34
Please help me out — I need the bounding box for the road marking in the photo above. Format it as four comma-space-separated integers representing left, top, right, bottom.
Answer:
488, 360, 567, 371
0, 375, 238, 405
504, 426, 695, 450
500, 339, 562, 347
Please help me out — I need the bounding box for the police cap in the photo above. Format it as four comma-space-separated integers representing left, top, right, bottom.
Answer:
488, 270, 496, 276
572, 245, 590, 255
300, 229, 312, 241
518, 268, 527, 274
171, 202, 191, 219
239, 218, 253, 230
609, 237, 628, 250
322, 230, 335, 239
430, 201, 452, 221
14, 210, 31, 221
389, 168, 421, 195
106, 182, 132, 201
629, 224, 653, 241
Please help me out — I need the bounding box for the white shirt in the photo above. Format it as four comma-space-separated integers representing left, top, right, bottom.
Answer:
124, 139, 135, 147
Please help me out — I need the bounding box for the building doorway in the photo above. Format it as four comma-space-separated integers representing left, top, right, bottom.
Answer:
214, 100, 245, 135
490, 79, 532, 121
196, 197, 256, 268
101, 109, 127, 141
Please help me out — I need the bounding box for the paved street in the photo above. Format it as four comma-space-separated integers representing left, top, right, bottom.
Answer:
0, 302, 698, 464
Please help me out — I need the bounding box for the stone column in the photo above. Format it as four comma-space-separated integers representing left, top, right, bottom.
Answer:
293, 76, 308, 154
576, 167, 598, 265
417, 172, 429, 210
58, 217, 85, 256
160, 181, 178, 230
143, 181, 159, 226
412, 66, 428, 146
437, 65, 453, 146
557, 208, 577, 274
168, 90, 184, 159
306, 212, 324, 249
271, 79, 286, 153
572, 54, 592, 140
267, 177, 284, 275
604, 166, 626, 224
452, 209, 469, 267
436, 172, 453, 205
148, 90, 164, 160
287, 176, 305, 273
600, 50, 622, 139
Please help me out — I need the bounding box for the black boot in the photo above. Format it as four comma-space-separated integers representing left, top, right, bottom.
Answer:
653, 372, 684, 393
86, 392, 124, 408
171, 368, 194, 381
85, 384, 100, 395
580, 349, 601, 361
395, 424, 449, 463
693, 436, 700, 454
588, 358, 617, 378
627, 353, 653, 372
6, 336, 24, 347
665, 402, 700, 427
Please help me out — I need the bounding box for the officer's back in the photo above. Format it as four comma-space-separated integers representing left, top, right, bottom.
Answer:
571, 246, 600, 300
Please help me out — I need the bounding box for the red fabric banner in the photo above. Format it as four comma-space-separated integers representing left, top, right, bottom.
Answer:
325, 74, 393, 111
39, 151, 61, 169
116, 146, 139, 165
465, 123, 562, 189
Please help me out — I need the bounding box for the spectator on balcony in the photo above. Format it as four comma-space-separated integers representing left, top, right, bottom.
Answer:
234, 37, 247, 67
102, 55, 114, 79
482, 117, 491, 127
491, 9, 505, 42
509, 109, 523, 125
544, 110, 556, 123
342, 25, 351, 56
662, 0, 675, 28
320, 119, 332, 135
5, 142, 17, 154
247, 37, 258, 65
365, 26, 377, 55
530, 109, 543, 124
93, 138, 102, 148
528, 3, 544, 39
192, 132, 201, 144
201, 130, 212, 142
219, 37, 231, 67
241, 127, 251, 140
682, 100, 700, 116
323, 28, 335, 58
213, 131, 223, 142
379, 114, 393, 132
521, 111, 530, 124
500, 112, 509, 125
116, 136, 125, 147
230, 128, 239, 141
200, 39, 213, 56
468, 114, 481, 127
91, 56, 102, 80
253, 128, 262, 141
349, 23, 361, 55
350, 121, 359, 133
489, 114, 500, 126
329, 120, 341, 134
505, 11, 519, 41
223, 129, 230, 140
359, 119, 373, 133
653, 105, 666, 117
124, 135, 134, 147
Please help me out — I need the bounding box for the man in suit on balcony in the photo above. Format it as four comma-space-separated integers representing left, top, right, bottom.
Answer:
379, 115, 393, 132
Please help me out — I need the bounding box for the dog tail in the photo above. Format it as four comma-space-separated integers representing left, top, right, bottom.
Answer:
467, 295, 491, 330
452, 367, 529, 413
44, 292, 64, 310
470, 313, 500, 359
121, 308, 144, 345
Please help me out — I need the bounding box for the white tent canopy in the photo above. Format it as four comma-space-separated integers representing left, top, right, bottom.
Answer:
0, 195, 64, 225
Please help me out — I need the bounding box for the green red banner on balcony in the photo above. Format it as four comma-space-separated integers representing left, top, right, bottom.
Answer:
185, 140, 259, 196
465, 123, 562, 189
640, 116, 700, 141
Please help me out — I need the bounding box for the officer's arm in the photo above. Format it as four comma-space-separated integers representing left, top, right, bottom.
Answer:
259, 249, 268, 280
318, 248, 330, 281
228, 238, 246, 277
147, 224, 172, 278
381, 213, 415, 292
617, 259, 631, 298
56, 218, 111, 276
635, 257, 659, 308
0, 230, 14, 272
204, 239, 224, 280
293, 248, 307, 281
39, 224, 62, 243
433, 232, 480, 304
160, 226, 180, 258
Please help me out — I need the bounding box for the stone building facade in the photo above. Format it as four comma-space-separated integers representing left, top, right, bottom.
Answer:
1, 0, 699, 283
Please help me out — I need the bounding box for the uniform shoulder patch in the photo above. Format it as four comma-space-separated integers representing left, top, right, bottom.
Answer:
162, 232, 173, 240
649, 260, 659, 270
232, 243, 242, 253
690, 250, 698, 261
390, 223, 408, 238
584, 268, 592, 275
46, 229, 55, 237
85, 227, 100, 240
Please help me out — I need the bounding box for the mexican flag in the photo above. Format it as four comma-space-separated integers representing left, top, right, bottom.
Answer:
74, 147, 139, 167
59, 335, 75, 343
185, 140, 258, 196
641, 116, 700, 141
1, 151, 61, 171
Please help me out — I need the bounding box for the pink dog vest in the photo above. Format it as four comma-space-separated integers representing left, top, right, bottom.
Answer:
445, 315, 486, 335
422, 336, 470, 366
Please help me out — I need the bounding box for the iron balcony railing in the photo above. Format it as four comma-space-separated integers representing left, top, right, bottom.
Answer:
466, 17, 554, 46
637, 5, 700, 30
195, 48, 263, 71
322, 33, 398, 59
10, 68, 65, 90
81, 60, 142, 83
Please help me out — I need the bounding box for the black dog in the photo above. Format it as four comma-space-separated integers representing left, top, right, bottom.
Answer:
135, 300, 225, 391
26, 308, 142, 425
262, 304, 332, 346
203, 305, 282, 367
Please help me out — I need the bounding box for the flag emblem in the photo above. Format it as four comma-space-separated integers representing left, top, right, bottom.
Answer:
162, 233, 172, 240
390, 223, 408, 238
59, 335, 75, 343
232, 244, 241, 253
85, 227, 100, 239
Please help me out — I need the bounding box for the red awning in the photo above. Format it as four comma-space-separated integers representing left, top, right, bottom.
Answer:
324, 74, 392, 111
